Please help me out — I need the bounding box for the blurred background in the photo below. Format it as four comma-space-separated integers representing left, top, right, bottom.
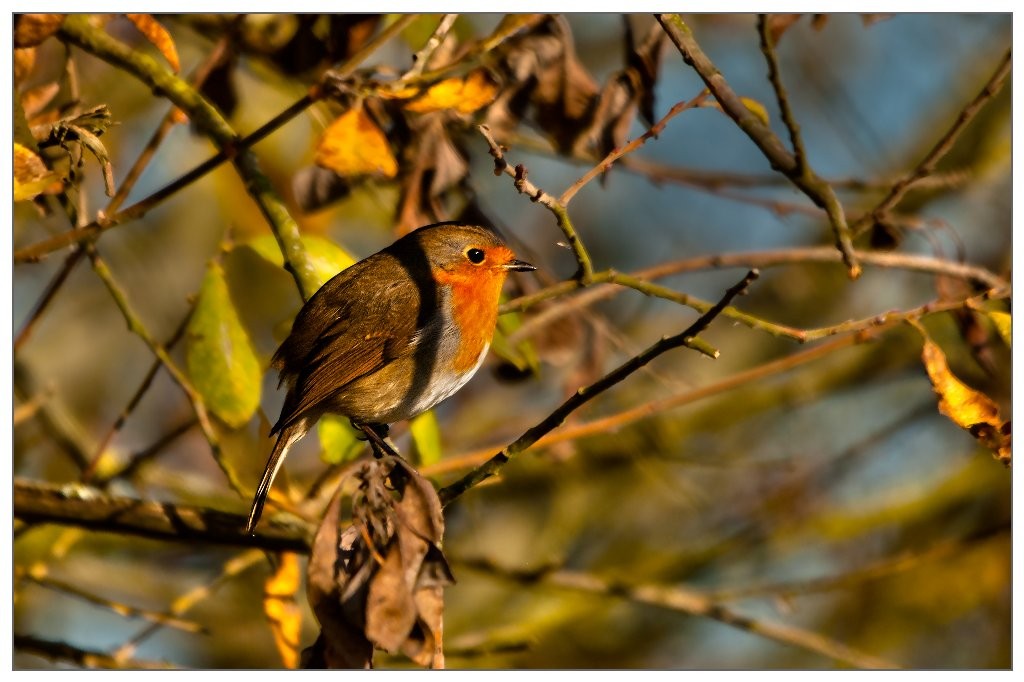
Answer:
12, 13, 1011, 669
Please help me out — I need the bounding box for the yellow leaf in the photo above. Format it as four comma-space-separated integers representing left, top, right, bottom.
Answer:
126, 14, 180, 72
985, 310, 1011, 348
14, 143, 60, 201
918, 330, 1010, 465
409, 410, 442, 466
405, 69, 499, 114
263, 552, 303, 669
699, 93, 770, 127
316, 104, 398, 178
740, 97, 770, 126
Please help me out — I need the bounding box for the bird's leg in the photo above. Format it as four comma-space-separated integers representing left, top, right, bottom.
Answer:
355, 422, 402, 460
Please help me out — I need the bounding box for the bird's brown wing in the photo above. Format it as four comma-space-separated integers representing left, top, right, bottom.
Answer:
270, 255, 423, 435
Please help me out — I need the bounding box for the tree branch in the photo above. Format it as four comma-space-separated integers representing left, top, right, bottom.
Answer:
13, 633, 175, 670
439, 270, 760, 505
13, 478, 313, 553
457, 557, 899, 669
656, 13, 861, 279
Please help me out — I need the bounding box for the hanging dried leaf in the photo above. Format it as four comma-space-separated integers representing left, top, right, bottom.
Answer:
306, 457, 453, 669
917, 327, 1010, 466
185, 260, 262, 429
292, 166, 353, 213
624, 15, 668, 127
316, 104, 398, 179
245, 233, 355, 290
305, 495, 373, 669
404, 69, 499, 114
125, 14, 181, 72
264, 552, 303, 669
395, 113, 469, 234
14, 143, 60, 201
14, 14, 66, 47
574, 70, 639, 159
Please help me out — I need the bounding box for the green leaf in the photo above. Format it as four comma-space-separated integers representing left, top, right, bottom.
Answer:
245, 234, 356, 289
490, 302, 541, 374
185, 260, 262, 429
986, 310, 1011, 347
317, 414, 364, 465
409, 410, 442, 466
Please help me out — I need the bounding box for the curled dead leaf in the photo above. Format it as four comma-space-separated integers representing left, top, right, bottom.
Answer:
306, 457, 453, 669
917, 325, 1010, 466
126, 14, 181, 72
316, 104, 398, 179
14, 143, 61, 201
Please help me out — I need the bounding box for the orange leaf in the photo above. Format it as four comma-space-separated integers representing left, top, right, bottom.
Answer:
918, 330, 1010, 465
315, 105, 398, 178
14, 143, 61, 201
405, 69, 499, 114
14, 48, 36, 86
126, 14, 181, 72
14, 14, 66, 47
263, 552, 303, 669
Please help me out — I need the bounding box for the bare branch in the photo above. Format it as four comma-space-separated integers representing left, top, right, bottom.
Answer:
14, 633, 175, 670
439, 270, 760, 505
457, 557, 899, 669
656, 14, 861, 279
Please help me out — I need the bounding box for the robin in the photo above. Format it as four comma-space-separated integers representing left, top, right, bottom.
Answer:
246, 221, 535, 532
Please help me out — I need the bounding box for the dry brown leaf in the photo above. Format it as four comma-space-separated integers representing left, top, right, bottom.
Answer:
624, 15, 668, 127
305, 457, 452, 669
14, 14, 66, 47
395, 114, 469, 234
316, 105, 398, 179
263, 552, 303, 669
918, 328, 1011, 466
405, 69, 500, 115
14, 143, 60, 201
125, 14, 181, 72
14, 48, 36, 86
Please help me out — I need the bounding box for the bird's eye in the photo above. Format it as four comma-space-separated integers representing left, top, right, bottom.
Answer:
466, 248, 485, 264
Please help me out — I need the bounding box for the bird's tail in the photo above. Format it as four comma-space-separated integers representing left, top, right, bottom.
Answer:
246, 422, 305, 534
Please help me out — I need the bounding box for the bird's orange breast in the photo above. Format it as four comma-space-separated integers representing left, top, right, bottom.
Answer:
432, 265, 507, 373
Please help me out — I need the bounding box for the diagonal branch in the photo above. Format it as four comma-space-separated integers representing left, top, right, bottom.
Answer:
439, 269, 760, 505
656, 13, 861, 279
851, 48, 1012, 236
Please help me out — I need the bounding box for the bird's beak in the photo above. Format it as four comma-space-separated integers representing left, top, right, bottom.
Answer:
504, 259, 536, 272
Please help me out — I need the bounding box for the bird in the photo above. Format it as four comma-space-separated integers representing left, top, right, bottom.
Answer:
246, 221, 535, 533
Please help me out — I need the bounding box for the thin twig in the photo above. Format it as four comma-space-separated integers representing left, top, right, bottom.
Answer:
13, 633, 175, 670
84, 248, 247, 495
559, 90, 708, 205
479, 124, 594, 283
425, 333, 860, 478
404, 14, 458, 80
16, 568, 203, 633
851, 48, 1012, 236
82, 306, 194, 482
656, 14, 860, 279
457, 557, 898, 669
439, 270, 760, 505
113, 549, 266, 662
757, 14, 808, 174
